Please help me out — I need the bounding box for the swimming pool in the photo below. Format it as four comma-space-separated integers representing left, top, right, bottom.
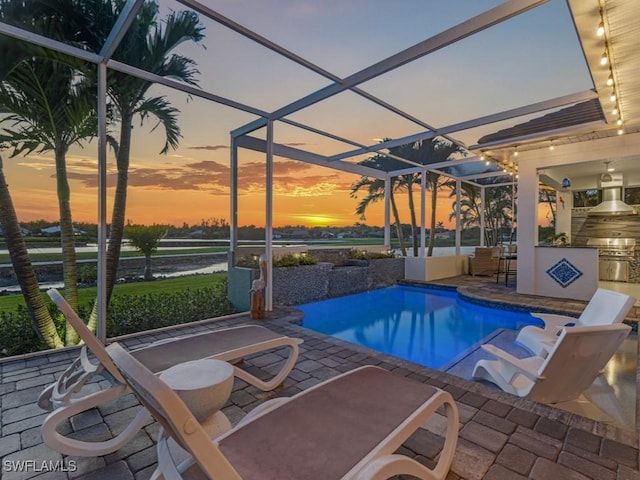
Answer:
298, 285, 542, 369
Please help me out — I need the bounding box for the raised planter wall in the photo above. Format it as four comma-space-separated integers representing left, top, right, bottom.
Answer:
227, 257, 405, 310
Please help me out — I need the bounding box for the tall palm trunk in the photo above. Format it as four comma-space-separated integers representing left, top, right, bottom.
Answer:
0, 157, 63, 349
390, 189, 407, 256
55, 146, 79, 344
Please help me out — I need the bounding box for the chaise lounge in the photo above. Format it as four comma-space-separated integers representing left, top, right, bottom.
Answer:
39, 289, 302, 456
472, 323, 631, 404
107, 341, 460, 480
515, 288, 635, 355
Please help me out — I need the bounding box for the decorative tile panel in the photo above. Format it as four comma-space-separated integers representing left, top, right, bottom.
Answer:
546, 258, 583, 288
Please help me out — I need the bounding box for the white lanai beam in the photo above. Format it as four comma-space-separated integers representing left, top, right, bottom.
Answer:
486, 180, 518, 188
235, 136, 386, 179
458, 170, 513, 181
329, 89, 597, 162
177, 0, 460, 143
389, 156, 484, 177
99, 0, 144, 60
0, 21, 101, 63
281, 119, 431, 168
266, 0, 549, 123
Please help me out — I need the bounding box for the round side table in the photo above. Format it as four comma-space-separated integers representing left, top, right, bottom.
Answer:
159, 359, 234, 423
158, 359, 235, 469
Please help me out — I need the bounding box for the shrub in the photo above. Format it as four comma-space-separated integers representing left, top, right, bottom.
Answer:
348, 249, 396, 260
0, 281, 235, 357
274, 253, 316, 267
236, 253, 317, 268
79, 265, 98, 284
106, 280, 235, 336
0, 304, 65, 357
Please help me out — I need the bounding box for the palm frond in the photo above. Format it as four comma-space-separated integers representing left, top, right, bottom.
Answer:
135, 96, 181, 154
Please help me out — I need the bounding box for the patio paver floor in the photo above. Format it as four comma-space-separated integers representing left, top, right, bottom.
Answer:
1, 280, 639, 479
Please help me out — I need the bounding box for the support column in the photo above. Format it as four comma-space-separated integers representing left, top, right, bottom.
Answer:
384, 177, 391, 248
517, 161, 537, 294
265, 120, 274, 311
480, 186, 486, 247
96, 63, 107, 343
455, 179, 461, 255
229, 137, 238, 254
420, 169, 427, 258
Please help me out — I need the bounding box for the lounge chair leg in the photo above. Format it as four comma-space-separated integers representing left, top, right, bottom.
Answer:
231, 338, 301, 391
41, 384, 151, 456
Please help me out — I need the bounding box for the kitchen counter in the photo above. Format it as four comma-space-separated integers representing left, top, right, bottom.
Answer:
534, 246, 598, 300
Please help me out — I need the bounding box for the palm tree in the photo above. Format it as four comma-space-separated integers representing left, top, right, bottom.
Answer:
408, 139, 464, 256
0, 1, 96, 345
350, 175, 407, 255
353, 151, 412, 255
447, 182, 481, 230
387, 143, 421, 256
0, 156, 64, 348
125, 225, 167, 280
79, 2, 204, 332
0, 59, 95, 319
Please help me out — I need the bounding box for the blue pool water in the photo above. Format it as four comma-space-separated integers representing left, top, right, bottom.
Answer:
298, 285, 543, 369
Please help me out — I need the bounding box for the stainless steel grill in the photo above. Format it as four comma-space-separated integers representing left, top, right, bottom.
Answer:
586, 238, 636, 259
586, 238, 636, 282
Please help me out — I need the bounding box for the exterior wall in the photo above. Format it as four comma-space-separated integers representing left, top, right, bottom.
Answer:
404, 255, 469, 281
516, 130, 640, 296
534, 247, 598, 301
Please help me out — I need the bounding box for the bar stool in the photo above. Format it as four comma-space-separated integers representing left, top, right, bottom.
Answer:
496, 244, 517, 285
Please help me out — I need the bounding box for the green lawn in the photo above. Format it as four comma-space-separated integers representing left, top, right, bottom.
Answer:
0, 273, 228, 313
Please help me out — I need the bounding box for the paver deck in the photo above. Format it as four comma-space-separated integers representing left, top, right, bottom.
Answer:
1, 278, 639, 479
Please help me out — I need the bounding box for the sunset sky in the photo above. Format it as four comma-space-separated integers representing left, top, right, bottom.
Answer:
1, 0, 590, 228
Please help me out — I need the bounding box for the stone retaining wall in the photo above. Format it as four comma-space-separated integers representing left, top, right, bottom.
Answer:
228, 257, 405, 310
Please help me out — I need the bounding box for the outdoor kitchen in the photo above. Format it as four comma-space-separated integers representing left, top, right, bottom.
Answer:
544, 160, 640, 284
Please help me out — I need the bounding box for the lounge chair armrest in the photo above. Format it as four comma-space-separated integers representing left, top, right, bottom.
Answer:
530, 312, 577, 330
481, 344, 522, 365
481, 344, 543, 382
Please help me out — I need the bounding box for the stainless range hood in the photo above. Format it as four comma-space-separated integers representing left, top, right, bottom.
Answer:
588, 173, 637, 216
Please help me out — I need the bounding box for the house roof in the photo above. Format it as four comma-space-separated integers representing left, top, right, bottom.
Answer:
476, 99, 605, 145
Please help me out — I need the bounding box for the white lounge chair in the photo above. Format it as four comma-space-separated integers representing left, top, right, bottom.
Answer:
39, 289, 302, 456
107, 341, 459, 480
472, 323, 631, 404
516, 288, 635, 355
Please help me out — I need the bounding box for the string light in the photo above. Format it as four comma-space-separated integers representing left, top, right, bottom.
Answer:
618, 127, 624, 135
600, 47, 608, 66
549, 142, 555, 151
597, 7, 605, 37
612, 105, 618, 115
617, 118, 623, 126
606, 73, 614, 86
610, 91, 617, 102
513, 147, 519, 157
